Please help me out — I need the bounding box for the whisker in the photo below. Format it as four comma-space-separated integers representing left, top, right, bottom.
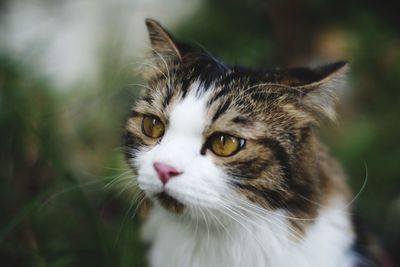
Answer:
114, 191, 145, 247
152, 50, 173, 93
125, 83, 154, 91
39, 176, 118, 211
231, 196, 316, 222
199, 208, 210, 247
343, 161, 369, 209
103, 170, 133, 189
219, 196, 303, 243
215, 201, 269, 252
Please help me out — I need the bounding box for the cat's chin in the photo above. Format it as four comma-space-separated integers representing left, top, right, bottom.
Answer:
156, 192, 185, 214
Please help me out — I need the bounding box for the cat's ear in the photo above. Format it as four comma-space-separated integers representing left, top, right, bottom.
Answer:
145, 18, 182, 61
285, 61, 349, 121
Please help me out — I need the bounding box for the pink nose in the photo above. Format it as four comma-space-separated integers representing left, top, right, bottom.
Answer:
153, 162, 182, 185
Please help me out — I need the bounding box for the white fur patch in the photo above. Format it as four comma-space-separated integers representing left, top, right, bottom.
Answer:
143, 197, 356, 267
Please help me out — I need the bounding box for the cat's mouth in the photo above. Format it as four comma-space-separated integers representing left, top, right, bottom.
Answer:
156, 192, 185, 213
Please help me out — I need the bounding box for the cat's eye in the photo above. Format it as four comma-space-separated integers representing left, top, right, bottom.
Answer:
142, 115, 165, 138
207, 133, 245, 157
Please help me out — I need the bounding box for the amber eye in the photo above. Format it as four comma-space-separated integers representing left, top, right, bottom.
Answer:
208, 133, 245, 157
142, 115, 165, 138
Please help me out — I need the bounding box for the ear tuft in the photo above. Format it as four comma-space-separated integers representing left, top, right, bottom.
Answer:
145, 18, 182, 61
298, 61, 349, 121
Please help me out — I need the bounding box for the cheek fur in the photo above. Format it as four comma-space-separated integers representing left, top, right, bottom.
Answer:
217, 140, 291, 209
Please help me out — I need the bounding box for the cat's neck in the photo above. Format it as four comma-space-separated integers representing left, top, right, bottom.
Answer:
142, 195, 356, 267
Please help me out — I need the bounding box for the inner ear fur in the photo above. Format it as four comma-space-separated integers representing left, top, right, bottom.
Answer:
284, 61, 349, 121
145, 18, 182, 61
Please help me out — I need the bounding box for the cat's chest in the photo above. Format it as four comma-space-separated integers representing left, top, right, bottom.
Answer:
141, 202, 356, 267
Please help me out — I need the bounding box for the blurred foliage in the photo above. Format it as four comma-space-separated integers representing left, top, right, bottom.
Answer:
1, 0, 399, 266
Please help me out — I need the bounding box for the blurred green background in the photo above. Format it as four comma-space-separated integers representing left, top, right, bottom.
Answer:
1, 0, 399, 266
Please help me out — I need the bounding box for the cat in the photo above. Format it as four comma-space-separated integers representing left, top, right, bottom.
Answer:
123, 19, 383, 267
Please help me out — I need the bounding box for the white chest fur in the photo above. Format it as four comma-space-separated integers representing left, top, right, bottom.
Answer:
141, 198, 356, 267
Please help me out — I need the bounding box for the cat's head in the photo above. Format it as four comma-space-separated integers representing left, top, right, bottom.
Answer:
124, 19, 347, 220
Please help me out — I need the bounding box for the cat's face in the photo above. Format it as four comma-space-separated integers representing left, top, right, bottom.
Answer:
124, 19, 347, 220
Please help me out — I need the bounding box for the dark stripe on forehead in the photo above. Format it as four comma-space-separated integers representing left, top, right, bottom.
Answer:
180, 73, 194, 98
141, 94, 153, 105
182, 79, 202, 98
180, 75, 207, 98
208, 86, 230, 106
178, 54, 227, 96
162, 85, 174, 109
211, 99, 231, 122
207, 70, 247, 106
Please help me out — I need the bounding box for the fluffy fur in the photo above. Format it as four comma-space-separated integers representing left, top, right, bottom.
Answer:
122, 19, 382, 267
